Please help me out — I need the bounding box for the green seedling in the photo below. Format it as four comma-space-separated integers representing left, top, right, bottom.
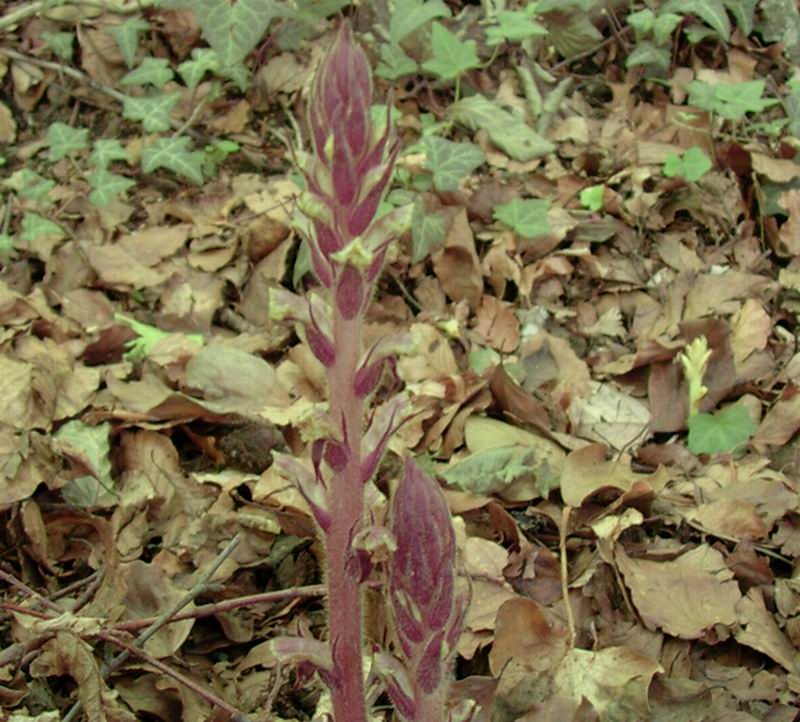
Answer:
663, 146, 712, 182
579, 184, 605, 211
680, 335, 757, 455
115, 313, 204, 361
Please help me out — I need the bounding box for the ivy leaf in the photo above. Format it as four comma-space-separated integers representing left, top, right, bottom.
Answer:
20, 213, 65, 242
688, 79, 779, 120
0, 233, 15, 259
627, 8, 655, 38
90, 139, 130, 169
663, 146, 712, 182
486, 10, 547, 45
42, 31, 75, 60
687, 404, 757, 454
626, 41, 671, 70
411, 202, 446, 262
141, 136, 206, 184
662, 0, 730, 40
178, 48, 222, 89
654, 13, 683, 44
423, 136, 484, 192
579, 184, 604, 211
494, 198, 551, 239
108, 17, 151, 68
89, 169, 136, 206
376, 43, 418, 80
389, 0, 450, 44
421, 22, 480, 81
722, 0, 758, 36
115, 313, 203, 361
53, 421, 116, 508
47, 122, 89, 161
160, 0, 282, 70
122, 93, 181, 132
4, 169, 55, 203
450, 94, 554, 161
120, 57, 175, 88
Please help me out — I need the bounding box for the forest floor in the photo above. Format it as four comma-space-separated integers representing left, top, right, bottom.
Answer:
1, 1, 800, 721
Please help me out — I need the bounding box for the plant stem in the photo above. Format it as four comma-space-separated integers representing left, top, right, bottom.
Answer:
327, 309, 368, 722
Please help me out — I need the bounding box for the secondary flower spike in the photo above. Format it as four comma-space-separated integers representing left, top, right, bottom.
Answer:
385, 459, 466, 720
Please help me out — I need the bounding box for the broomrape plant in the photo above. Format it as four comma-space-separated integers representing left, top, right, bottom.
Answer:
268, 23, 470, 722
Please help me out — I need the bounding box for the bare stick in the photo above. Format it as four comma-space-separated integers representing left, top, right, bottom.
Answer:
113, 583, 326, 632
559, 506, 576, 647
0, 0, 159, 32
97, 630, 252, 722
61, 533, 243, 722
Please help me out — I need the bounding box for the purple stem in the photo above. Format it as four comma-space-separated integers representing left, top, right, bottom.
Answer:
326, 309, 368, 722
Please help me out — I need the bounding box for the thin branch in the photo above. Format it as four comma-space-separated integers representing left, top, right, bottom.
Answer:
61, 533, 244, 722
0, 44, 129, 104
559, 506, 576, 648
96, 630, 253, 722
0, 44, 205, 141
0, 566, 63, 614
0, 0, 159, 32
113, 583, 326, 632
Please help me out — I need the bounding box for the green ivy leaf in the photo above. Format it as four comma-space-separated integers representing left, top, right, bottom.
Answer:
723, 0, 757, 35
627, 8, 655, 38
42, 31, 75, 60
421, 22, 480, 81
120, 57, 175, 88
47, 122, 89, 161
108, 17, 150, 68
178, 48, 222, 89
688, 79, 779, 120
88, 169, 136, 206
115, 313, 204, 361
654, 13, 683, 44
662, 0, 730, 40
53, 421, 116, 507
759, 0, 800, 63
20, 213, 65, 242
579, 184, 604, 211
687, 403, 757, 454
626, 41, 671, 70
411, 202, 446, 262
122, 93, 181, 132
486, 10, 547, 45
141, 136, 206, 184
90, 139, 130, 169
663, 146, 712, 182
423, 136, 484, 192
494, 198, 551, 239
449, 94, 554, 161
389, 0, 450, 44
684, 24, 718, 44
160, 0, 282, 71
0, 233, 16, 259
468, 347, 500, 374
376, 43, 418, 80
4, 169, 55, 203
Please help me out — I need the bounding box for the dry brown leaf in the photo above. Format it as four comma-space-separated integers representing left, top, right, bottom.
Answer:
736, 588, 800, 673
616, 545, 741, 638
560, 444, 667, 507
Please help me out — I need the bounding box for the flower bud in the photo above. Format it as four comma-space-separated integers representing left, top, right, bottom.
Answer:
387, 460, 463, 712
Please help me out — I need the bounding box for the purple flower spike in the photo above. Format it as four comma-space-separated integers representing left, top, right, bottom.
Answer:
386, 459, 464, 720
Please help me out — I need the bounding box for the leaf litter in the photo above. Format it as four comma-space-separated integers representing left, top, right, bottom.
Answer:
1, 2, 800, 721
